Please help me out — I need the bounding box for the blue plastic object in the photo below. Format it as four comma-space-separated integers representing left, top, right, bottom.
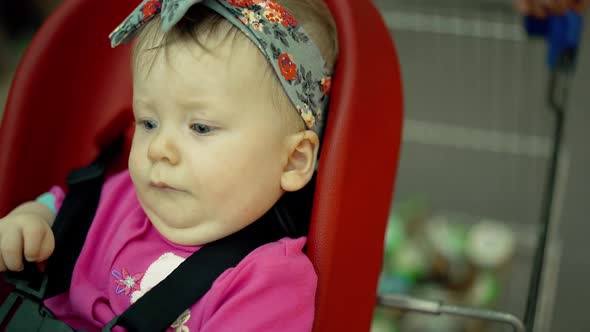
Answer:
525, 11, 584, 68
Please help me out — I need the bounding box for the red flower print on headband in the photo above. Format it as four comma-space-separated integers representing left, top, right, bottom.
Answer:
264, 1, 296, 27
227, 0, 246, 6
142, 0, 161, 19
264, 6, 283, 24
227, 0, 256, 7
281, 11, 298, 27
278, 53, 297, 81
321, 77, 332, 95
266, 2, 297, 27
227, 0, 270, 7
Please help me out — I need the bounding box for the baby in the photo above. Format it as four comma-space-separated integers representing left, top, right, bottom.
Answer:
0, 0, 338, 331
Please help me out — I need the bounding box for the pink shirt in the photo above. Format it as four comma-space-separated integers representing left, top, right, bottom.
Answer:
44, 170, 316, 331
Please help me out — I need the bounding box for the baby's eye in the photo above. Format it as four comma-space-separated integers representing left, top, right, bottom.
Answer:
138, 119, 158, 131
190, 123, 213, 135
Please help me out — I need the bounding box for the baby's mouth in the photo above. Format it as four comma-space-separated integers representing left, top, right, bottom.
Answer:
149, 181, 180, 192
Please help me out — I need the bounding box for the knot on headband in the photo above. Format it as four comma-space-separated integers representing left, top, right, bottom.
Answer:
110, 0, 333, 137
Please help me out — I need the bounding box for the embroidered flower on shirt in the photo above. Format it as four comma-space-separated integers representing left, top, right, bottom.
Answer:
112, 268, 144, 296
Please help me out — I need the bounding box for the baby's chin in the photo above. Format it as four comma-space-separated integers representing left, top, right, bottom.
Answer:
146, 209, 243, 246
149, 214, 215, 246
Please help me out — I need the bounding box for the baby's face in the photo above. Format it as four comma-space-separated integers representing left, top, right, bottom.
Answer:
129, 34, 292, 245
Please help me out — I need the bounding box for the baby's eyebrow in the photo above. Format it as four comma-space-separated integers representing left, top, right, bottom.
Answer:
176, 97, 217, 115
132, 98, 153, 108
132, 96, 222, 118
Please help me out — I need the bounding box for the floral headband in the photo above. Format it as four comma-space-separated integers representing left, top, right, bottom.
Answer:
109, 0, 333, 137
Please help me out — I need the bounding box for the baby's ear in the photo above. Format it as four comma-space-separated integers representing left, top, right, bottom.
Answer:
280, 130, 320, 192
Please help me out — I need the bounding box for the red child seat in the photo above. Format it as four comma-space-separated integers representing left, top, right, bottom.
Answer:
0, 0, 403, 331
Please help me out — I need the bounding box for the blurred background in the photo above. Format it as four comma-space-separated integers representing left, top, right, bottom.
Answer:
0, 0, 588, 331
370, 0, 589, 331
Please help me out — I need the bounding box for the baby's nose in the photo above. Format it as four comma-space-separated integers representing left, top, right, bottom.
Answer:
147, 131, 180, 165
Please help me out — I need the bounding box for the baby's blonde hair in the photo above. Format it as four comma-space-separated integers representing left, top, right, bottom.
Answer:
132, 0, 338, 133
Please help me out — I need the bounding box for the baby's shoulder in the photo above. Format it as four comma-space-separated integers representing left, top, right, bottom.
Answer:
98, 169, 137, 204
48, 169, 137, 215
94, 169, 140, 215
102, 169, 134, 193
243, 237, 311, 264
213, 237, 316, 290
189, 237, 316, 330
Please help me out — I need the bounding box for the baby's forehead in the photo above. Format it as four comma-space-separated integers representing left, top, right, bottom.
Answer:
132, 33, 281, 111
134, 25, 270, 84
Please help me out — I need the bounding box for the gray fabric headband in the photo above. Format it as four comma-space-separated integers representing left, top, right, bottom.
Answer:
109, 0, 333, 137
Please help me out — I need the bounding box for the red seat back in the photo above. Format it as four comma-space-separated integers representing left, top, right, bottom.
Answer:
0, 1, 403, 330
310, 1, 403, 330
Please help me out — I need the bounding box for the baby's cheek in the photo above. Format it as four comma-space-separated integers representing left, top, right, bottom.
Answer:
127, 152, 143, 182
127, 153, 138, 173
